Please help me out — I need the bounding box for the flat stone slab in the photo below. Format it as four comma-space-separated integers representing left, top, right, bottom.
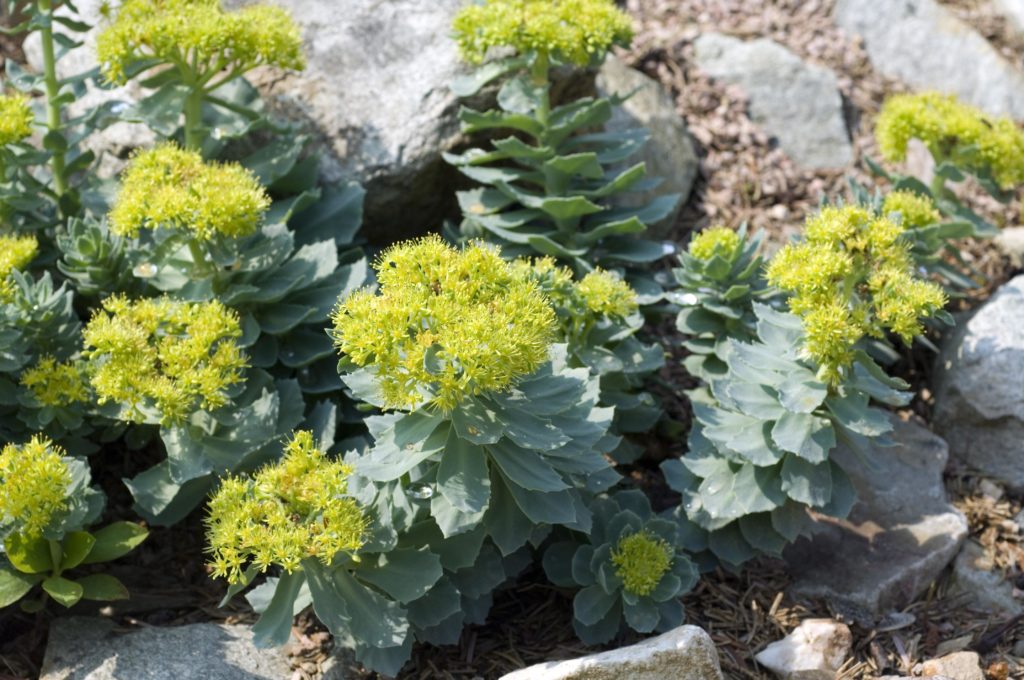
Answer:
40, 617, 293, 680
693, 33, 851, 169
933, 275, 1024, 490
499, 625, 723, 680
596, 56, 697, 237
784, 420, 968, 618
834, 0, 1024, 118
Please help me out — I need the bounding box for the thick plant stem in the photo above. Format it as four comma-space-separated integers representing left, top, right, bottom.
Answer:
183, 87, 204, 151
531, 53, 575, 237
48, 539, 63, 576
38, 0, 67, 200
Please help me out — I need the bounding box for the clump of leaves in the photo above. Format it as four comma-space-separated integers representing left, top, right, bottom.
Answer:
544, 490, 699, 644
0, 436, 147, 611
446, 0, 677, 286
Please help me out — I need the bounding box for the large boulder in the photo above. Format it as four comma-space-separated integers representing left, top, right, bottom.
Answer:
692, 33, 852, 170
40, 617, 294, 680
595, 56, 698, 238
783, 420, 968, 618
499, 625, 723, 680
834, 0, 1024, 118
933, 275, 1024, 489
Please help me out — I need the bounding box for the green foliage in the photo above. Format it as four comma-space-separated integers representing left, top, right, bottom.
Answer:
447, 1, 676, 287
543, 490, 698, 644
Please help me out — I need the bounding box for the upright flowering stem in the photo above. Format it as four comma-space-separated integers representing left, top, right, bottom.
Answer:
37, 0, 67, 201
183, 86, 205, 151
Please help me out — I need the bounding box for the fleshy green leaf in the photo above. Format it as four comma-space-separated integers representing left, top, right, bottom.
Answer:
78, 574, 130, 602
82, 522, 149, 564
42, 576, 84, 608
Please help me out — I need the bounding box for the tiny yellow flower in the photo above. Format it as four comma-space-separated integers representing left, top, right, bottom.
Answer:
576, 269, 638, 318
881, 190, 941, 229
96, 0, 305, 85
0, 435, 71, 538
876, 92, 1024, 190
452, 0, 634, 66
332, 235, 556, 412
688, 226, 741, 261
610, 530, 672, 597
82, 295, 247, 424
0, 94, 34, 146
20, 357, 90, 407
0, 234, 38, 303
204, 430, 366, 584
109, 144, 270, 241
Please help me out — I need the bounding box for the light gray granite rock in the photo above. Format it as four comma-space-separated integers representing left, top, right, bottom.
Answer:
933, 275, 1024, 489
784, 420, 968, 618
993, 0, 1024, 33
40, 617, 293, 680
499, 625, 723, 680
951, 540, 1023, 616
834, 0, 1024, 118
596, 56, 697, 237
693, 33, 851, 169
754, 619, 851, 680
919, 651, 985, 680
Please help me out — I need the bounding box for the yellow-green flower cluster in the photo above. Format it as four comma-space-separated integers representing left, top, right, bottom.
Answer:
205, 430, 366, 584
881, 190, 941, 229
0, 94, 33, 146
96, 0, 305, 85
876, 92, 1024, 189
109, 144, 270, 241
0, 234, 38, 303
20, 357, 90, 407
332, 235, 556, 412
0, 436, 71, 539
83, 295, 247, 424
610, 530, 672, 597
452, 0, 634, 66
766, 205, 946, 381
688, 226, 741, 261
576, 269, 638, 318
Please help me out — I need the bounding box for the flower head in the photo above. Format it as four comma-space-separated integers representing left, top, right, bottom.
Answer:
0, 436, 71, 539
882, 190, 941, 230
96, 0, 305, 85
876, 92, 1024, 189
205, 430, 366, 584
576, 269, 638, 318
109, 144, 270, 241
332, 235, 556, 412
83, 295, 247, 424
0, 234, 38, 303
0, 94, 33, 146
766, 205, 946, 381
688, 226, 741, 261
610, 530, 673, 597
20, 357, 90, 407
452, 0, 633, 66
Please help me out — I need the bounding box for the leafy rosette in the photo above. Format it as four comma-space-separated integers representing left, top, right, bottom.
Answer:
661, 303, 911, 569
672, 224, 768, 380
543, 490, 699, 644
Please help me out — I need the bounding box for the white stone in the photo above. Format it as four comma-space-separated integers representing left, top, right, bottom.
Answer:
834, 0, 1024, 118
596, 56, 698, 237
499, 625, 724, 680
920, 651, 985, 680
993, 0, 1024, 33
693, 33, 852, 169
754, 619, 852, 680
933, 275, 1024, 490
995, 227, 1024, 268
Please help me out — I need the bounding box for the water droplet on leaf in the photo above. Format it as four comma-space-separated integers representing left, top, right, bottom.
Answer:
407, 483, 434, 500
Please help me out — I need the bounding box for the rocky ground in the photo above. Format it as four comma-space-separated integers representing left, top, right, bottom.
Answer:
4, 0, 1024, 679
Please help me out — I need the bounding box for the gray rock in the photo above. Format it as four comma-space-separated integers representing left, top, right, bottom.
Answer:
933, 275, 1024, 489
951, 540, 1022, 616
498, 625, 723, 680
754, 619, 852, 680
784, 420, 968, 617
993, 0, 1024, 33
919, 651, 985, 680
833, 0, 1024, 118
40, 617, 293, 680
693, 33, 851, 169
595, 56, 697, 237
